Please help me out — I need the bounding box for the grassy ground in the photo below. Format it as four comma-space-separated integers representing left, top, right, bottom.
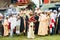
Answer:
0, 35, 60, 40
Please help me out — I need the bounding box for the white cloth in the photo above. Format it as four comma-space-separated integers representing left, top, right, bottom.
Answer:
50, 12, 56, 19
16, 31, 20, 34
0, 13, 3, 17
8, 17, 17, 36
50, 28, 52, 33
16, 20, 20, 26
8, 17, 17, 30
27, 22, 35, 38
58, 12, 60, 17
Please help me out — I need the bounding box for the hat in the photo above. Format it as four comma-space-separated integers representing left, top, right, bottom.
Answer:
34, 10, 37, 13
53, 10, 57, 13
0, 13, 3, 17
58, 7, 60, 10
49, 10, 52, 12
9, 4, 14, 8
35, 7, 39, 10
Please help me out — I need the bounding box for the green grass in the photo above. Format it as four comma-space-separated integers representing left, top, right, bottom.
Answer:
0, 35, 60, 40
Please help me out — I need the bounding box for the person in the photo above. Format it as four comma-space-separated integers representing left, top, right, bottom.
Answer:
35, 7, 41, 14
0, 13, 4, 36
16, 14, 20, 35
50, 12, 56, 35
57, 8, 60, 34
8, 14, 17, 37
23, 10, 29, 35
3, 16, 9, 36
34, 12, 39, 34
38, 11, 48, 36
20, 10, 24, 33
27, 10, 35, 38
25, 8, 30, 17
53, 10, 57, 34
46, 11, 50, 35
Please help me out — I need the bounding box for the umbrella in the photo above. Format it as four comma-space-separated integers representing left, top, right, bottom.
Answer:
41, 3, 56, 10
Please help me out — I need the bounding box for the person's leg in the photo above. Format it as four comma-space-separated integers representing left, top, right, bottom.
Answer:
10, 28, 13, 37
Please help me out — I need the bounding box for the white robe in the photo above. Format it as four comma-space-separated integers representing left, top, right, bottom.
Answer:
8, 17, 17, 30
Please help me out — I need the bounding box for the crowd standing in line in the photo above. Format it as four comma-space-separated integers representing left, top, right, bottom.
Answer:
0, 4, 60, 39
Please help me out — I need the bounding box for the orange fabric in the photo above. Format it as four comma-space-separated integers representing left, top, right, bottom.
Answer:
44, 0, 49, 4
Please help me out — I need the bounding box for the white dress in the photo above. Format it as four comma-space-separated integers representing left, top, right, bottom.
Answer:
8, 17, 17, 30
27, 22, 35, 38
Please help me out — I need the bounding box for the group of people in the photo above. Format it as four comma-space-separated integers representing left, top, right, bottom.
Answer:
0, 6, 60, 38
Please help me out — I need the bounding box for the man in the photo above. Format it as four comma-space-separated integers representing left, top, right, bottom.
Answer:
53, 10, 57, 34
50, 12, 56, 35
57, 8, 60, 34
8, 14, 17, 37
20, 10, 24, 33
0, 13, 3, 36
34, 12, 39, 34
23, 10, 29, 35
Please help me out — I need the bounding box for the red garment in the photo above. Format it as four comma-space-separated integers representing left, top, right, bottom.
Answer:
50, 24, 52, 28
51, 19, 55, 23
8, 22, 11, 29
29, 16, 35, 22
13, 27, 16, 32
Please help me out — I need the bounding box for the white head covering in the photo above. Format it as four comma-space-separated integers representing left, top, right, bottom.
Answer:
0, 13, 3, 17
58, 7, 60, 10
9, 4, 14, 8
49, 9, 52, 12
53, 10, 57, 13
35, 7, 39, 10
34, 10, 37, 13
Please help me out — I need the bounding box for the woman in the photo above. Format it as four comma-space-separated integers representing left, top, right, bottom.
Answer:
27, 10, 35, 38
3, 17, 9, 36
46, 11, 50, 35
38, 12, 48, 36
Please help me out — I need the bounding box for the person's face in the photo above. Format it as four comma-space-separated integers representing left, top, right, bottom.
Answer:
37, 8, 39, 10
34, 12, 37, 15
